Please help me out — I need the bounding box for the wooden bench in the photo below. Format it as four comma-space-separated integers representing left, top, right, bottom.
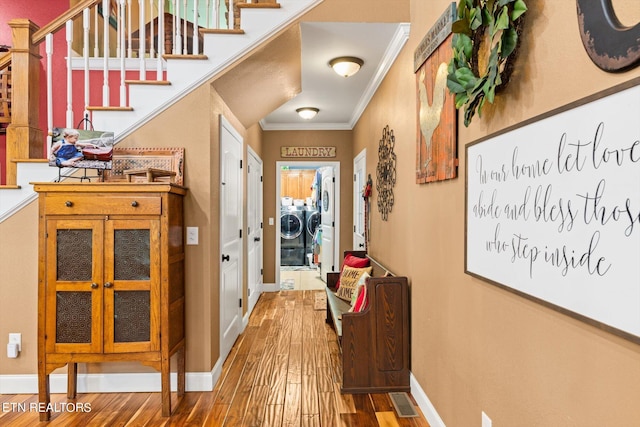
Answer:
325, 251, 410, 394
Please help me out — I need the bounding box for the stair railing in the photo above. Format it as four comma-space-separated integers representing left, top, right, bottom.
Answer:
3, 0, 231, 186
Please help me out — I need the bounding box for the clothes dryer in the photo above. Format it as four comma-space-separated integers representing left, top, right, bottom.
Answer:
304, 206, 321, 257
280, 206, 305, 266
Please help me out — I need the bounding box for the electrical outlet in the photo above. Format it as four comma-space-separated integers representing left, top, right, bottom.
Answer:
9, 333, 21, 352
482, 411, 492, 427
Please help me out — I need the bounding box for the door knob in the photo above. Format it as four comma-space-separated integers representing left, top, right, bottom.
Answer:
222, 254, 230, 262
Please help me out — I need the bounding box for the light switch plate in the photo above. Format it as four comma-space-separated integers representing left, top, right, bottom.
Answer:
186, 227, 199, 245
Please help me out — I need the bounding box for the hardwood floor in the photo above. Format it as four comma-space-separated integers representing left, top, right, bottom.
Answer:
0, 290, 430, 426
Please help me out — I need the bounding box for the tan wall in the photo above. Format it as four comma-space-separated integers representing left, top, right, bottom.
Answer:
303, 0, 410, 22
352, 0, 640, 426
261, 130, 353, 283
0, 202, 39, 375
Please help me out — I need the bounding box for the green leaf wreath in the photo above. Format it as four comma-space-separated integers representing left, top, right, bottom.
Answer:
447, 0, 527, 127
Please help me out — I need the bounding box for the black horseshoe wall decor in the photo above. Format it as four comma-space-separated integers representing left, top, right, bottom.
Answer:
577, 0, 640, 72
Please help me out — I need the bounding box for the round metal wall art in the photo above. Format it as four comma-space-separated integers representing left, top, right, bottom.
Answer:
376, 125, 397, 221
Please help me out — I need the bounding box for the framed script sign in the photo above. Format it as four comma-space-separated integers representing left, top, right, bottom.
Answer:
465, 78, 640, 343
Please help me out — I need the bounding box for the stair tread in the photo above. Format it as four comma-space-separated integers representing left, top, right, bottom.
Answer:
10, 158, 48, 163
0, 185, 22, 190
238, 3, 281, 9
87, 106, 134, 111
200, 28, 245, 35
125, 80, 171, 85
162, 54, 208, 60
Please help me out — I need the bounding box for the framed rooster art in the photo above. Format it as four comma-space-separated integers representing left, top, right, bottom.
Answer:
414, 3, 458, 184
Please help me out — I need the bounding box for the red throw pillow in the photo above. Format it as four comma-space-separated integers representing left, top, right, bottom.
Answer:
352, 284, 369, 312
336, 254, 369, 289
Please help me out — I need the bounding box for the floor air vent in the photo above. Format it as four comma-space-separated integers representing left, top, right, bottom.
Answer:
389, 392, 419, 418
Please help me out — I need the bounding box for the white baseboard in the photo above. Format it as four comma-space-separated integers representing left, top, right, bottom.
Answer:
411, 372, 446, 427
263, 282, 280, 292
0, 358, 223, 395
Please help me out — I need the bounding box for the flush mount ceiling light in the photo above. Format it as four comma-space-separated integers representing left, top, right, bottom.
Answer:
296, 107, 319, 120
329, 56, 364, 77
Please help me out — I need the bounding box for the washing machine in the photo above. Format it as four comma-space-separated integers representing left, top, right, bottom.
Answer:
304, 206, 321, 258
280, 206, 306, 266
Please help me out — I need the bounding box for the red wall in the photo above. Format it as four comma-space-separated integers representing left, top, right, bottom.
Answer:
0, 1, 141, 185
1, 0, 69, 184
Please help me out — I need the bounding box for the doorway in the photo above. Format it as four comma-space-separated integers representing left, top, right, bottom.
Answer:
275, 161, 340, 290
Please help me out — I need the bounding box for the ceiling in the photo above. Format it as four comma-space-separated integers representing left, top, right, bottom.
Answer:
259, 22, 410, 131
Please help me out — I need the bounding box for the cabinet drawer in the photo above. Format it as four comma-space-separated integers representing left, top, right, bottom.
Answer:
46, 194, 161, 215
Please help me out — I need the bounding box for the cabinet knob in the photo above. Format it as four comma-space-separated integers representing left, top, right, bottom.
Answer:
65, 201, 73, 207
91, 283, 99, 289
222, 254, 230, 262
131, 201, 139, 207
104, 282, 113, 288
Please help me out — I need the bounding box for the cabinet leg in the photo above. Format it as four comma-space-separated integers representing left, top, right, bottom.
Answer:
178, 345, 185, 397
67, 363, 78, 399
161, 358, 171, 417
38, 371, 50, 421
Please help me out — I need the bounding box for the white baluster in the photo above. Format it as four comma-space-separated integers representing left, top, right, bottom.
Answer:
206, 0, 211, 29
149, 0, 155, 58
127, 0, 133, 58
103, 0, 110, 106
66, 20, 74, 127
83, 8, 90, 121
182, 0, 188, 54
115, 0, 121, 57
93, 5, 99, 57
46, 34, 53, 159
157, 0, 164, 79
193, 0, 199, 54
228, 0, 234, 30
120, 0, 127, 106
214, 0, 219, 30
175, 0, 182, 55
139, 0, 147, 79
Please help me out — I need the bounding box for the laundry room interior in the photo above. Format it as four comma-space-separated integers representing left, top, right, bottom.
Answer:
278, 163, 338, 290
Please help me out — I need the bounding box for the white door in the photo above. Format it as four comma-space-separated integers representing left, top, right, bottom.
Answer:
247, 147, 263, 314
320, 167, 335, 281
219, 116, 243, 361
353, 149, 366, 251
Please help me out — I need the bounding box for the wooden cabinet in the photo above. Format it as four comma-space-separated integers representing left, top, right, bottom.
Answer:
281, 169, 316, 201
33, 183, 187, 421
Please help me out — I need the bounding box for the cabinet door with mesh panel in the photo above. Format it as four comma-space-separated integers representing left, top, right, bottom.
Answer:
46, 219, 104, 354
103, 219, 160, 353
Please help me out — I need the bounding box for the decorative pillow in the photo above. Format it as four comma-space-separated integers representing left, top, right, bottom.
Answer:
350, 283, 369, 313
336, 254, 370, 289
348, 271, 370, 312
349, 271, 370, 306
335, 266, 372, 301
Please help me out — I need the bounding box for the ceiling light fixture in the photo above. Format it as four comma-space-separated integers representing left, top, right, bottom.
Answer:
329, 56, 364, 77
296, 107, 319, 120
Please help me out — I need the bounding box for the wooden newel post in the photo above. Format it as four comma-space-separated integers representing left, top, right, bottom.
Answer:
6, 19, 44, 186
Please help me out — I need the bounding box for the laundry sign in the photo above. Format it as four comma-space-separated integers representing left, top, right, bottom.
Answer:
281, 146, 336, 158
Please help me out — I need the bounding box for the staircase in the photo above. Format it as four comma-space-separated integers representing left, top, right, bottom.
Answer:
0, 0, 322, 222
